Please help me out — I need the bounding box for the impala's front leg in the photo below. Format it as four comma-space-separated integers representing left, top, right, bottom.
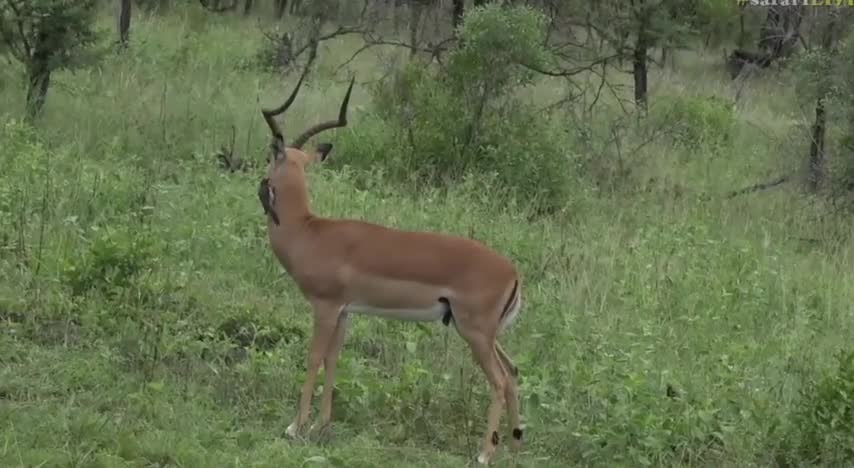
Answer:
317, 310, 350, 431
286, 301, 341, 438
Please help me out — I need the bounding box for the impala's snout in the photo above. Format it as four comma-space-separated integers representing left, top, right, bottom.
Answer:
258, 177, 279, 225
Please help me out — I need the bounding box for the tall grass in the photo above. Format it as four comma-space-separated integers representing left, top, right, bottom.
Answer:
1, 4, 853, 467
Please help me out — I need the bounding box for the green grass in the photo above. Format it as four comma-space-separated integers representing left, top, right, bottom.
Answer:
2, 5, 854, 467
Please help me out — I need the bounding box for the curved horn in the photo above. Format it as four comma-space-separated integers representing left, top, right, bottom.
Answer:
290, 76, 355, 150
261, 70, 307, 156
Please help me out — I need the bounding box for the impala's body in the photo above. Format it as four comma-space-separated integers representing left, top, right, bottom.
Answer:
257, 75, 525, 465
266, 190, 520, 327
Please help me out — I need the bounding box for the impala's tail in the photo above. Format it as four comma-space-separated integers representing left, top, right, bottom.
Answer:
498, 279, 522, 333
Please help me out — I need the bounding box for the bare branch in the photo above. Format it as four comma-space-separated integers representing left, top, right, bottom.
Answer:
587, 62, 609, 114
0, 20, 25, 61
256, 9, 373, 75
335, 42, 374, 72
353, 31, 457, 65
286, 24, 369, 69
3, 0, 31, 60
726, 175, 791, 199
519, 53, 620, 78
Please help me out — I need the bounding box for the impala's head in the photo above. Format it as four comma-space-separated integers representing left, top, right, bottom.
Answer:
257, 74, 355, 225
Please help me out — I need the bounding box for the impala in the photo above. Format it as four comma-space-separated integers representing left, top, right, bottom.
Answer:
256, 72, 525, 465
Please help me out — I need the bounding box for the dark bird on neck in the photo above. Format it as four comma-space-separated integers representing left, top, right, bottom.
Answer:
258, 177, 280, 225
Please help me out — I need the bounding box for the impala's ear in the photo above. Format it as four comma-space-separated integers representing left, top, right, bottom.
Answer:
316, 142, 333, 162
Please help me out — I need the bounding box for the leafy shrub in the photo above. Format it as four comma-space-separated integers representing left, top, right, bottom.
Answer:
836, 36, 854, 195
215, 313, 304, 351
445, 3, 550, 95
653, 94, 736, 150
0, 121, 42, 243
694, 0, 743, 47
791, 349, 854, 464
62, 226, 155, 298
0, 0, 101, 118
246, 25, 302, 74
336, 4, 576, 214
786, 34, 854, 200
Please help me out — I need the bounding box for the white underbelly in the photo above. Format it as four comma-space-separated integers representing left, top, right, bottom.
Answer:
343, 301, 448, 322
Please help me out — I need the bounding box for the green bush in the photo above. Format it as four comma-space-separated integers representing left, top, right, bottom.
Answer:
838, 36, 854, 194
215, 312, 304, 351
791, 349, 854, 464
62, 226, 155, 298
336, 4, 576, 214
653, 94, 736, 150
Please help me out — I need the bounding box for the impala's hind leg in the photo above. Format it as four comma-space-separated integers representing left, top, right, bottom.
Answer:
496, 342, 522, 450
463, 333, 507, 465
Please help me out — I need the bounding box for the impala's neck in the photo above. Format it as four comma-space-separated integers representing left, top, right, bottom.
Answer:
271, 167, 314, 237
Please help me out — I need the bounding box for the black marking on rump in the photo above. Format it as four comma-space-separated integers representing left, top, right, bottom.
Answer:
512, 428, 523, 440
439, 297, 453, 326
491, 431, 499, 446
498, 280, 519, 323
257, 178, 280, 225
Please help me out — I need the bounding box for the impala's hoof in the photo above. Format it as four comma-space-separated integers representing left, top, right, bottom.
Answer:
311, 422, 330, 432
285, 422, 299, 438
312, 422, 334, 442
510, 427, 523, 450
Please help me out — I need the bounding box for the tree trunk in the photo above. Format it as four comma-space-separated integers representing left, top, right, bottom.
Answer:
409, 1, 423, 58
275, 0, 287, 18
25, 29, 54, 122
808, 97, 827, 192
633, 41, 648, 111
452, 0, 464, 29
632, 0, 649, 111
393, 0, 403, 33
26, 64, 51, 121
758, 7, 781, 51
807, 9, 840, 192
738, 5, 747, 48
118, 0, 131, 50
